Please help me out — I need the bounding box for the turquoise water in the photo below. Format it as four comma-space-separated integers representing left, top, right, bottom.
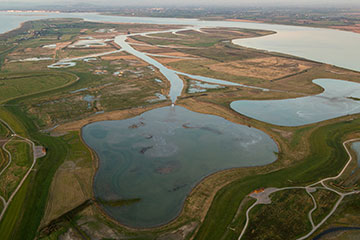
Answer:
82, 106, 278, 227
230, 79, 360, 126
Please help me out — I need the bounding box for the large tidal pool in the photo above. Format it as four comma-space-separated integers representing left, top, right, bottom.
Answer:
82, 106, 278, 227
231, 79, 360, 126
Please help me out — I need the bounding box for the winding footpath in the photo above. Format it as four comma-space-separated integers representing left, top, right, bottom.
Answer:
0, 119, 38, 222
238, 138, 360, 240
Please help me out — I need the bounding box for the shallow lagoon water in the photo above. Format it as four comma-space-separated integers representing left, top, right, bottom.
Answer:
231, 79, 360, 126
188, 80, 224, 93
82, 106, 278, 227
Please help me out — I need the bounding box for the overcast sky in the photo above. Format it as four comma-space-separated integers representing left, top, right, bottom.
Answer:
1, 0, 360, 7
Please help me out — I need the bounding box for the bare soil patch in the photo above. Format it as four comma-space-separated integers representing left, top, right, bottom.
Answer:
208, 57, 315, 80
330, 24, 360, 34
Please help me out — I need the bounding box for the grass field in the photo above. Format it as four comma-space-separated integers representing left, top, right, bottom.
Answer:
0, 178, 30, 240
41, 131, 93, 226
311, 189, 340, 225
0, 108, 28, 137
0, 140, 32, 200
0, 122, 9, 138
309, 193, 360, 239
243, 189, 313, 239
0, 200, 3, 216
0, 148, 8, 173
0, 72, 77, 103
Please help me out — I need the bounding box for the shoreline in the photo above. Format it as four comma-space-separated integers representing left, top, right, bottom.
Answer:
225, 17, 360, 35
77, 102, 280, 231
0, 21, 25, 36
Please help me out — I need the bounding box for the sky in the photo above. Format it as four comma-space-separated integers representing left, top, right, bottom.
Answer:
1, 0, 360, 8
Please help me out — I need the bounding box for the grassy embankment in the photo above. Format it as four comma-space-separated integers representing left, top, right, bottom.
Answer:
0, 111, 69, 240
40, 131, 93, 226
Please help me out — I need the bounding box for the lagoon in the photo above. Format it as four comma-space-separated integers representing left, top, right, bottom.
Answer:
82, 106, 278, 227
230, 79, 360, 126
